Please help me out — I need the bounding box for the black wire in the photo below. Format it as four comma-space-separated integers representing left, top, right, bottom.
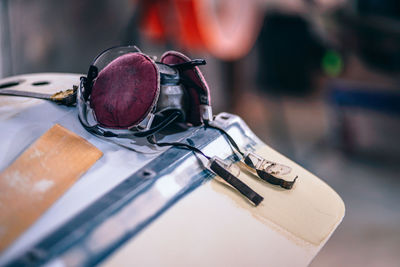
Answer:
145, 119, 244, 160
147, 125, 268, 201
147, 136, 211, 160
204, 121, 298, 190
133, 111, 182, 137
146, 119, 245, 163
82, 110, 183, 139
204, 121, 245, 157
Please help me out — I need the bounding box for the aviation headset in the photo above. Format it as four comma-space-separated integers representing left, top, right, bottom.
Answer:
78, 45, 297, 206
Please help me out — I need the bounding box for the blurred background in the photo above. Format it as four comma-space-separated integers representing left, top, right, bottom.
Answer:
1, 0, 400, 266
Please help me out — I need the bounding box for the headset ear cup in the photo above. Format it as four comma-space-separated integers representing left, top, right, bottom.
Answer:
161, 51, 211, 126
90, 52, 160, 129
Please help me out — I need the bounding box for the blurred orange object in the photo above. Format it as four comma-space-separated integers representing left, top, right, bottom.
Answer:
139, 1, 168, 42
139, 0, 262, 60
173, 0, 205, 51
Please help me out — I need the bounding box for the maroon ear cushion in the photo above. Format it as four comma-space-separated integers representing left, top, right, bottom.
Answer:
90, 53, 159, 129
161, 51, 211, 126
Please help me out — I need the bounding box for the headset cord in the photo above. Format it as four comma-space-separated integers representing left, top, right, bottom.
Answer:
133, 111, 182, 137
204, 120, 297, 190
83, 110, 183, 139
147, 135, 263, 206
204, 121, 245, 157
147, 135, 210, 160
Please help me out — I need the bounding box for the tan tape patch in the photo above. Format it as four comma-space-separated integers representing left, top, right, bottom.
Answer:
0, 124, 102, 251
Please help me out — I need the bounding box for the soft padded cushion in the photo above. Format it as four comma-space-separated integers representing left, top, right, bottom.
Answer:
161, 51, 210, 126
90, 53, 159, 129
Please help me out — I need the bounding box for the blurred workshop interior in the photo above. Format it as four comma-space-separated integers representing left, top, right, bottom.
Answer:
1, 0, 400, 266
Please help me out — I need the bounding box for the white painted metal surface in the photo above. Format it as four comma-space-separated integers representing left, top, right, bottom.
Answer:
0, 73, 345, 266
